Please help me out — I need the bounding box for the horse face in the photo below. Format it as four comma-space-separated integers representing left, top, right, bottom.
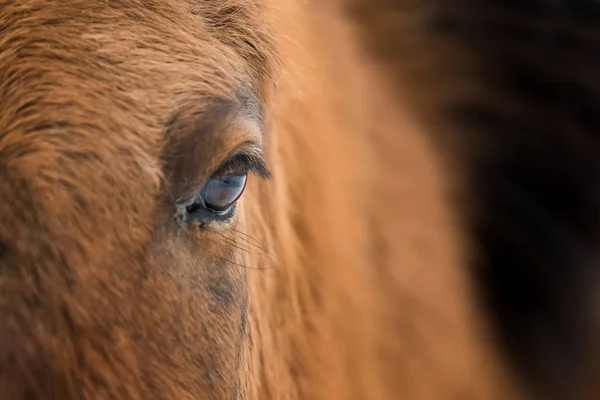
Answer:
0, 1, 274, 397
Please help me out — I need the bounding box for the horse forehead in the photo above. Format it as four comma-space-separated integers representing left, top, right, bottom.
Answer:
0, 3, 246, 173
12, 6, 246, 86
0, 1, 276, 216
0, 0, 275, 142
1, 0, 274, 82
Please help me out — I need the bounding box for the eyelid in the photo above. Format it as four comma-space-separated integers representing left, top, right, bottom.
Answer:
213, 143, 271, 180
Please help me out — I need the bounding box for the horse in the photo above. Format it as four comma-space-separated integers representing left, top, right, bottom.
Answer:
1, 0, 599, 399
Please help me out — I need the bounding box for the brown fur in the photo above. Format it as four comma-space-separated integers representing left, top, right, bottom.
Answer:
0, 0, 597, 399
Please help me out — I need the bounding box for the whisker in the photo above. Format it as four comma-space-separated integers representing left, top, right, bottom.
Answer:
200, 236, 273, 271
230, 227, 280, 261
218, 230, 279, 263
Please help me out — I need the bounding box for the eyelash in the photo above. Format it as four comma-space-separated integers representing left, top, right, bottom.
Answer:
182, 149, 270, 226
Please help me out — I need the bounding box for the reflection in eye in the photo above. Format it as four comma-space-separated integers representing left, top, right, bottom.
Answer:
201, 172, 248, 214
184, 150, 269, 223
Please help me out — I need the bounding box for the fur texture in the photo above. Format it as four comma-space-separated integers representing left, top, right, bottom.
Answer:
347, 1, 600, 398
0, 0, 598, 399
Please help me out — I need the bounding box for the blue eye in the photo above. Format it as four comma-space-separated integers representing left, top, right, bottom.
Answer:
200, 172, 247, 214
186, 159, 249, 219
183, 150, 271, 224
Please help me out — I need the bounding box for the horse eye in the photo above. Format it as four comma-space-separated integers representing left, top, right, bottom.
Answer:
187, 162, 249, 217
202, 172, 248, 213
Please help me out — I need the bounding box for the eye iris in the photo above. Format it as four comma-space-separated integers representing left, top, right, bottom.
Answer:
202, 173, 247, 213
